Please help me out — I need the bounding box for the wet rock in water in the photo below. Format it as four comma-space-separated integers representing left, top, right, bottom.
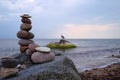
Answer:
35, 47, 51, 53
31, 51, 55, 63
4, 54, 81, 80
28, 43, 40, 53
18, 39, 34, 46
20, 23, 32, 31
1, 57, 19, 68
0, 67, 18, 79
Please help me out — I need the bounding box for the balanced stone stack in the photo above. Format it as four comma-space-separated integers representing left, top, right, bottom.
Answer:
17, 14, 34, 53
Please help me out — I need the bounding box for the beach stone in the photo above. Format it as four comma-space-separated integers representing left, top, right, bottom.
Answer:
1, 57, 19, 68
35, 47, 51, 53
20, 23, 32, 31
20, 14, 31, 18
17, 31, 34, 39
28, 32, 34, 39
0, 67, 18, 79
5, 54, 81, 80
25, 49, 32, 55
18, 39, 34, 46
28, 43, 40, 53
21, 18, 31, 24
31, 51, 55, 63
20, 46, 28, 53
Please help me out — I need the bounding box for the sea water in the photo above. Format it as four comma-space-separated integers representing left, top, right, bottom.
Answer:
0, 39, 120, 72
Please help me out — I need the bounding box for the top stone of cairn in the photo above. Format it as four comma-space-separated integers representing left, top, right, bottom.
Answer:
20, 14, 31, 18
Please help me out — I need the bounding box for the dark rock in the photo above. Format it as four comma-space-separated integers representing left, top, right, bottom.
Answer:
17, 31, 34, 39
18, 39, 34, 46
25, 49, 32, 55
12, 53, 32, 66
1, 57, 19, 68
21, 18, 31, 24
20, 14, 31, 18
3, 54, 81, 80
20, 23, 32, 31
52, 50, 62, 56
19, 46, 28, 53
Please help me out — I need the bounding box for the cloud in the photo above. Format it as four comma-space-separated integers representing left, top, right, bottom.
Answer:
0, 0, 44, 15
60, 0, 82, 8
93, 16, 104, 21
54, 24, 119, 39
0, 15, 9, 22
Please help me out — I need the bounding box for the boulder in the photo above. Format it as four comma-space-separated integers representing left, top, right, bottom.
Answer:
2, 54, 81, 80
31, 52, 55, 63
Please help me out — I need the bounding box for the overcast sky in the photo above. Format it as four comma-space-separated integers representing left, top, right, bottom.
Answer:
0, 0, 120, 39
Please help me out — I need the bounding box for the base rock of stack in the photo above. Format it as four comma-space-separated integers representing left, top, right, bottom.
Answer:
31, 52, 55, 63
1, 53, 81, 80
18, 39, 34, 46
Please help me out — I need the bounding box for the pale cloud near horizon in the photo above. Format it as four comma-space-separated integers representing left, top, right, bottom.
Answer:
54, 23, 120, 39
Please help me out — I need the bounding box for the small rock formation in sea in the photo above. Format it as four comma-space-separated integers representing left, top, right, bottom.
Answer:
17, 14, 34, 53
46, 35, 76, 49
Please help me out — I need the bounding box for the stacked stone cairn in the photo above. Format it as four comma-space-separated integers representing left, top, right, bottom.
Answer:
0, 14, 55, 79
17, 14, 55, 64
17, 14, 34, 53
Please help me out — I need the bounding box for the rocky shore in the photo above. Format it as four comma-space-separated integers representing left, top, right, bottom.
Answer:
80, 55, 120, 80
0, 53, 81, 80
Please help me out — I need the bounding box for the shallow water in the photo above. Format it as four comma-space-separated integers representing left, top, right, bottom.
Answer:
0, 39, 120, 72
